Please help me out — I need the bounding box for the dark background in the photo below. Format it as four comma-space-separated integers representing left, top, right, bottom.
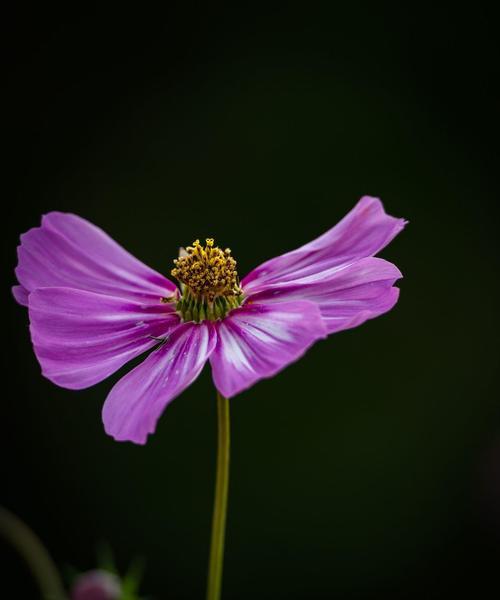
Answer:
3, 5, 500, 599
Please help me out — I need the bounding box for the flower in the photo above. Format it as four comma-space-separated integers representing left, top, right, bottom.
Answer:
71, 570, 121, 600
13, 196, 406, 444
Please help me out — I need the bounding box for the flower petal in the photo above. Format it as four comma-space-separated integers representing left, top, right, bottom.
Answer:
210, 301, 327, 398
242, 196, 406, 295
14, 212, 177, 304
248, 257, 402, 333
29, 287, 179, 389
102, 322, 216, 444
12, 284, 29, 306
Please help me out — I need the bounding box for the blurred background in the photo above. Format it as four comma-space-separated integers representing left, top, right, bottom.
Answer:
2, 5, 499, 599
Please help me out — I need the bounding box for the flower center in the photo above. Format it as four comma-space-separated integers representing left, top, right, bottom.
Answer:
171, 238, 243, 322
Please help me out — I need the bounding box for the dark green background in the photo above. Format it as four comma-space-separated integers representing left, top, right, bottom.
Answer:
3, 5, 499, 599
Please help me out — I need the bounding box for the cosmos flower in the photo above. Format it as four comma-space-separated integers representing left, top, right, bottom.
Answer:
13, 196, 406, 444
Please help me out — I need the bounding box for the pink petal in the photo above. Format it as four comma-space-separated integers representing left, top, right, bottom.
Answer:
71, 570, 121, 600
12, 284, 29, 306
248, 257, 402, 333
210, 301, 327, 398
29, 287, 180, 389
242, 196, 406, 295
14, 212, 177, 304
102, 322, 216, 444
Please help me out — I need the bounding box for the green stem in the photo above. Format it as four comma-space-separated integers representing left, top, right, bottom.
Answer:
206, 391, 231, 600
0, 506, 67, 600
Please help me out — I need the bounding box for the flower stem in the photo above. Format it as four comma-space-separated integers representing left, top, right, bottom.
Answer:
206, 391, 230, 600
0, 506, 67, 600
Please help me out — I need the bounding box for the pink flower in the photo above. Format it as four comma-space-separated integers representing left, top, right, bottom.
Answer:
71, 570, 121, 600
13, 196, 405, 444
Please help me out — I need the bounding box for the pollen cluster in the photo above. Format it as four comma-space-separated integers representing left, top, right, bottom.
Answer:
171, 238, 243, 322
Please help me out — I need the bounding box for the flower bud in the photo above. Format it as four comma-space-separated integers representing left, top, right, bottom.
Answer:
71, 570, 121, 600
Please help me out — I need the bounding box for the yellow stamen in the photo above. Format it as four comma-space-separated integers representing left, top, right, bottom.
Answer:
171, 238, 243, 321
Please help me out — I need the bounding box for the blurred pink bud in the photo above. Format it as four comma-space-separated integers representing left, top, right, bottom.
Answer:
71, 570, 121, 600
